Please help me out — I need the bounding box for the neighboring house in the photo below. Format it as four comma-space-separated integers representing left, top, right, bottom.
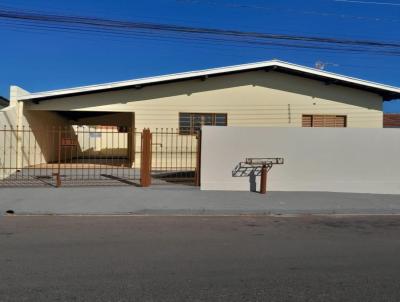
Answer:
0, 96, 9, 108
384, 114, 400, 128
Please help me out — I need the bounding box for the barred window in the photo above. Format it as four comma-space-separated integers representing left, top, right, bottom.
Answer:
179, 113, 228, 135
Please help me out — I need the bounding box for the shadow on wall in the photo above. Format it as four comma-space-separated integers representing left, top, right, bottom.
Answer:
0, 106, 17, 128
25, 111, 133, 164
25, 70, 381, 111
24, 110, 78, 164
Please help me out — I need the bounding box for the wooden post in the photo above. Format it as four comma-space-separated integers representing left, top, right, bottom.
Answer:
195, 130, 202, 187
140, 128, 152, 187
260, 164, 267, 194
54, 173, 61, 188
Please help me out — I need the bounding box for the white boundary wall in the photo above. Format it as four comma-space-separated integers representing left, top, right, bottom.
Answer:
201, 127, 400, 194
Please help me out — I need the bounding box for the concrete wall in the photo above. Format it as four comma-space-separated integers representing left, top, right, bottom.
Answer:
23, 70, 384, 130
0, 106, 18, 179
0, 88, 23, 179
201, 126, 400, 194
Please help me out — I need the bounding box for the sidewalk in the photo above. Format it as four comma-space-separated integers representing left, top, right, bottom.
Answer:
1, 186, 400, 215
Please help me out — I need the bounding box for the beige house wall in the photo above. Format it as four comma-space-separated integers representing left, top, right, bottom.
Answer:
72, 125, 129, 158
22, 70, 383, 130
0, 106, 17, 128
0, 106, 18, 179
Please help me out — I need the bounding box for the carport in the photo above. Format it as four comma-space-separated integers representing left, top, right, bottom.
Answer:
1, 109, 200, 187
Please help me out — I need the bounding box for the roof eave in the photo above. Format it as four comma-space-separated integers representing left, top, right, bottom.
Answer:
272, 66, 400, 101
21, 65, 277, 103
18, 60, 400, 102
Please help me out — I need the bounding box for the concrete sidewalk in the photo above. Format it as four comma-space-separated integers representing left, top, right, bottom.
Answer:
1, 186, 400, 215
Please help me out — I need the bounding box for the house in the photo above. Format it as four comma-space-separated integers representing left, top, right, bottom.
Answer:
384, 114, 400, 128
8, 59, 400, 132
0, 96, 9, 108
1, 60, 400, 185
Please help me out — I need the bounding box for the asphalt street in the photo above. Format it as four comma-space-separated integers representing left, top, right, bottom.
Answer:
1, 215, 400, 301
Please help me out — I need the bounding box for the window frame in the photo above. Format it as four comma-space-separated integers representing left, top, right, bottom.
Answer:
179, 112, 228, 135
302, 114, 347, 128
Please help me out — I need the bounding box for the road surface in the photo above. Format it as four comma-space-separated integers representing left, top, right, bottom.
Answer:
1, 215, 400, 301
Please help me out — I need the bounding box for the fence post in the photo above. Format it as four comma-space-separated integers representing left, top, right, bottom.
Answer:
127, 127, 136, 168
140, 128, 152, 187
260, 164, 267, 194
55, 127, 62, 187
195, 130, 202, 187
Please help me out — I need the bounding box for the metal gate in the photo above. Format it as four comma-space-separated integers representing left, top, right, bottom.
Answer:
150, 129, 200, 185
0, 126, 200, 187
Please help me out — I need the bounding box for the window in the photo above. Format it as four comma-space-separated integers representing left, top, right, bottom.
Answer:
302, 115, 347, 128
179, 113, 228, 134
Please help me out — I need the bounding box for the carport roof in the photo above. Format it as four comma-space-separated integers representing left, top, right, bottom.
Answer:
18, 60, 400, 102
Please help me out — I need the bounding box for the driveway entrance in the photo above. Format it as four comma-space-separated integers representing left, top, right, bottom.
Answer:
0, 126, 200, 187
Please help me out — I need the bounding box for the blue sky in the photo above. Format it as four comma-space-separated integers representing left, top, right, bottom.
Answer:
0, 0, 399, 111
